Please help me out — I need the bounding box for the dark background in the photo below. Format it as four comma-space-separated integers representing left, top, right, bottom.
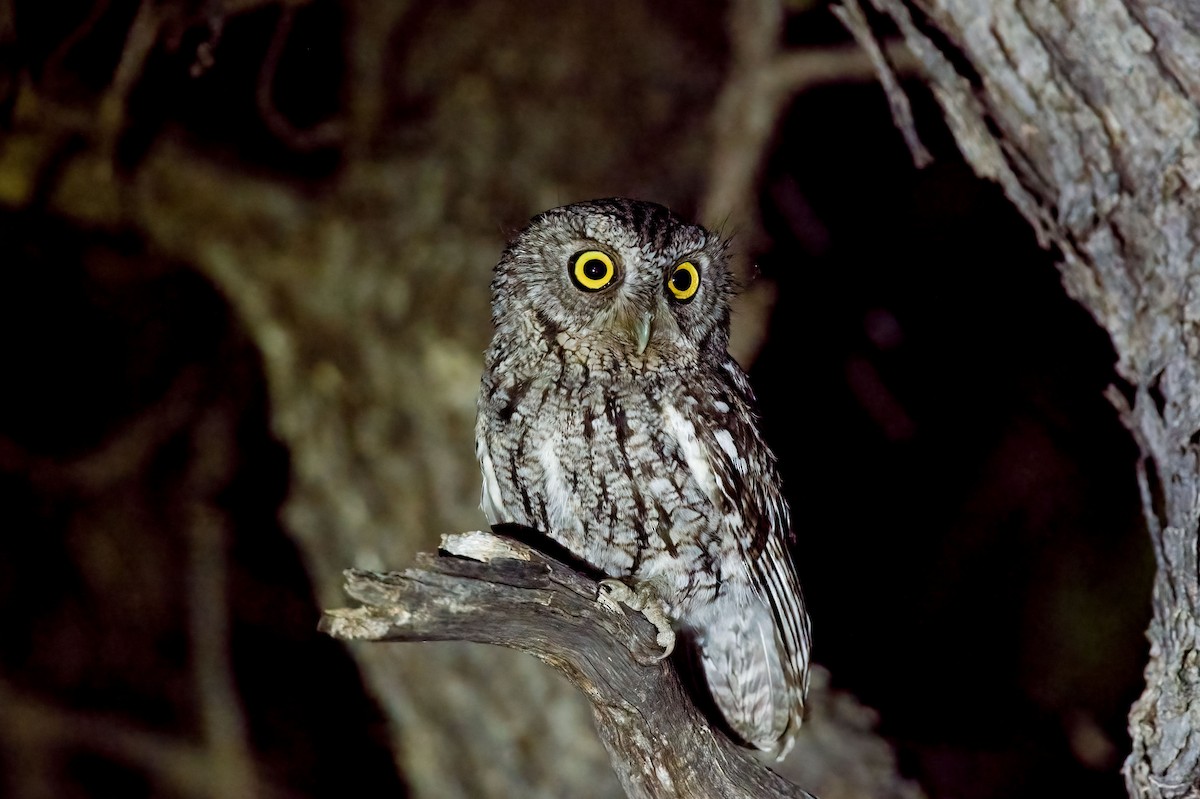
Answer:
0, 1, 1151, 797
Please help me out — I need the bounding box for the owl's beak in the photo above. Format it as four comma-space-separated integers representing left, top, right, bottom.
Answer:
634, 312, 653, 355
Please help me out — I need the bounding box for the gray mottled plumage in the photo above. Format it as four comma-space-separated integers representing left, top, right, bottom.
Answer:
475, 198, 811, 757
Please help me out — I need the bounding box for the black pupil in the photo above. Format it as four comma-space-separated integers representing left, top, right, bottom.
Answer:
672, 269, 693, 292
583, 258, 608, 281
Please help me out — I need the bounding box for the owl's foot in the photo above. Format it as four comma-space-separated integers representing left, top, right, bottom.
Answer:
597, 578, 676, 661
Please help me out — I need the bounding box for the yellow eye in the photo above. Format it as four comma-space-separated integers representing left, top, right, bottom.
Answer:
570, 250, 617, 292
668, 261, 700, 302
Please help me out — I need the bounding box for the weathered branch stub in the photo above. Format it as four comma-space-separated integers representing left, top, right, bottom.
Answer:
319, 531, 816, 799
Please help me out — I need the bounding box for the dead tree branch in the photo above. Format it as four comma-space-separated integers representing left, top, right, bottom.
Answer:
707, 0, 920, 366
256, 6, 344, 151
831, 0, 930, 168
320, 531, 817, 799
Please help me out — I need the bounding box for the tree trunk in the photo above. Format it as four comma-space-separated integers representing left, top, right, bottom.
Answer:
858, 1, 1200, 795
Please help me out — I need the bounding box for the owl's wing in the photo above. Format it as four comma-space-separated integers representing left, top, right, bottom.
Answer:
475, 422, 509, 526
681, 360, 812, 757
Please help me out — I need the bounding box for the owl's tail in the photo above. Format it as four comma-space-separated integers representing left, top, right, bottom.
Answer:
693, 592, 796, 758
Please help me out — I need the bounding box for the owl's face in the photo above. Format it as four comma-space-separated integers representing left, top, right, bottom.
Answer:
491, 199, 733, 364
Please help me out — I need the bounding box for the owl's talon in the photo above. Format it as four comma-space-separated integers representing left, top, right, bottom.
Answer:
596, 578, 628, 613
597, 578, 676, 660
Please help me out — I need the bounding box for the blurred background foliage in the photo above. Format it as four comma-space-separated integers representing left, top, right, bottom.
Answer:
0, 1, 1151, 797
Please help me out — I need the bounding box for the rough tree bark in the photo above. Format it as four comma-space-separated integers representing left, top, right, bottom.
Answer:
851, 0, 1200, 795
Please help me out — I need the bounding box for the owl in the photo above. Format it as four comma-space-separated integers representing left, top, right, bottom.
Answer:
475, 198, 810, 757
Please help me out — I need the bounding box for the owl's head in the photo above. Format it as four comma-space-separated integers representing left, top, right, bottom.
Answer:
491, 198, 733, 364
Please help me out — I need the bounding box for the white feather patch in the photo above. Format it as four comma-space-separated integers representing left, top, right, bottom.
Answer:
661, 403, 719, 507
713, 429, 743, 469
476, 438, 507, 524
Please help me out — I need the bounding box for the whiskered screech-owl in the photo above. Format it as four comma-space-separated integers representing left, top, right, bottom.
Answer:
475, 198, 811, 757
